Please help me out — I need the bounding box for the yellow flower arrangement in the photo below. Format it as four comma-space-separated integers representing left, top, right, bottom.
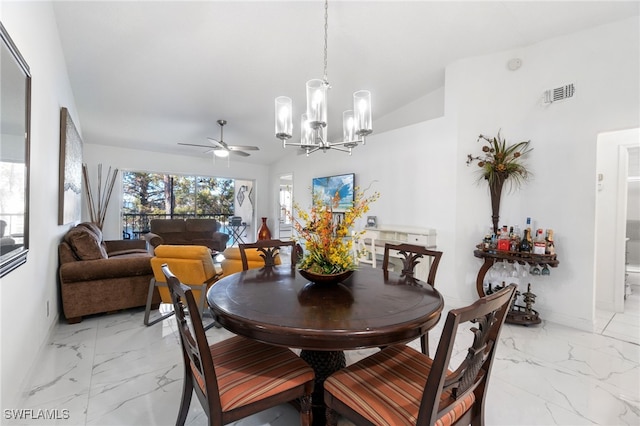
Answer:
291, 187, 380, 274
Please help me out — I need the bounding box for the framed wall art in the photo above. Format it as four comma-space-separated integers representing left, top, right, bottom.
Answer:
59, 107, 83, 225
312, 173, 355, 212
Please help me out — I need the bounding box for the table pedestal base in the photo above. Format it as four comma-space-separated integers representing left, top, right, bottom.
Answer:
300, 350, 346, 426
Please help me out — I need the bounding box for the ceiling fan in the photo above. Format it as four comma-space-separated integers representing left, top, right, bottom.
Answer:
178, 119, 259, 157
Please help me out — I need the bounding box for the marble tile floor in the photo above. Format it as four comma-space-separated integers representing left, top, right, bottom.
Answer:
7, 301, 639, 426
595, 283, 640, 346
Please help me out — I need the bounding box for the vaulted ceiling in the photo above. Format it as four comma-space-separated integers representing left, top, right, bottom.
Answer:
52, 1, 639, 165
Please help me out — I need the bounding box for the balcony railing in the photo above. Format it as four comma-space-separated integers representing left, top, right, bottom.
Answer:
0, 213, 25, 244
122, 213, 233, 240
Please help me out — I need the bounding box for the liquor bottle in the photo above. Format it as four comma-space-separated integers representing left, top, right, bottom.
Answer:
513, 225, 521, 245
525, 217, 535, 234
519, 228, 532, 252
497, 225, 510, 251
482, 233, 491, 250
533, 229, 546, 254
546, 229, 555, 255
489, 226, 497, 251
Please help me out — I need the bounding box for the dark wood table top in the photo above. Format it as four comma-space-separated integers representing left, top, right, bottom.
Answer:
207, 266, 444, 351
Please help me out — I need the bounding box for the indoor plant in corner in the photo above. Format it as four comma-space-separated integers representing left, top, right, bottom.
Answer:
466, 130, 532, 233
291, 187, 379, 284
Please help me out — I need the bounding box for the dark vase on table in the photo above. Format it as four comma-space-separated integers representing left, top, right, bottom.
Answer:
258, 217, 271, 240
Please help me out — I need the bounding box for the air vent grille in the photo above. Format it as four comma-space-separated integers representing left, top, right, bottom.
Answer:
544, 83, 575, 104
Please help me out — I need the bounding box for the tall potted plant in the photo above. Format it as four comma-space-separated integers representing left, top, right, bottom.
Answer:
466, 130, 532, 233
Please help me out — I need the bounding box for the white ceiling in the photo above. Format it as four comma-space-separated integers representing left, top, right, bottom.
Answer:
52, 1, 639, 165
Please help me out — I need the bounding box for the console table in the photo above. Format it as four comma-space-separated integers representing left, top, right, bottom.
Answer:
360, 226, 437, 282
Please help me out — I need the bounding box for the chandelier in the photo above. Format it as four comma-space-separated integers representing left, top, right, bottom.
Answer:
274, 0, 372, 156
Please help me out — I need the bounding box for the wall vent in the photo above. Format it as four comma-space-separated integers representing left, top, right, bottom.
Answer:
544, 83, 575, 104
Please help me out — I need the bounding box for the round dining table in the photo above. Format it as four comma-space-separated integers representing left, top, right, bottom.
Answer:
206, 265, 444, 424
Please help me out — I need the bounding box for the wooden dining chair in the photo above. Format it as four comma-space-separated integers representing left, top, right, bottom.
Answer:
239, 239, 297, 270
324, 284, 516, 426
161, 264, 315, 426
383, 243, 443, 354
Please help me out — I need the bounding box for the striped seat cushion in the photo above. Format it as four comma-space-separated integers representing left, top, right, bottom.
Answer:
324, 345, 475, 426
190, 335, 314, 411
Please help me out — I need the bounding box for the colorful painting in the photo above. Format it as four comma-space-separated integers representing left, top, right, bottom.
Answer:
312, 173, 355, 212
59, 107, 83, 225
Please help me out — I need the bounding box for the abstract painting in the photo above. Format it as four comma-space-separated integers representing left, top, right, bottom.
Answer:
59, 107, 83, 225
312, 173, 355, 212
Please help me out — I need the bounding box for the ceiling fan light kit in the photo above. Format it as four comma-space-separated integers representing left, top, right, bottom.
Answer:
274, 0, 373, 156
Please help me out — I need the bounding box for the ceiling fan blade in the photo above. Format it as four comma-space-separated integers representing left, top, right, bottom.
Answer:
226, 145, 259, 151
206, 137, 226, 150
179, 142, 217, 149
230, 150, 250, 157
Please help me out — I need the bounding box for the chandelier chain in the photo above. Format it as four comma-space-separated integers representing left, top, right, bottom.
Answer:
323, 0, 329, 84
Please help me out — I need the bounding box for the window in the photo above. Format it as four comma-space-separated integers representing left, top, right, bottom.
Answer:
122, 171, 234, 238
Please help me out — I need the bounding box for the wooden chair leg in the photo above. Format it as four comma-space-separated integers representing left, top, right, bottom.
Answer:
421, 333, 429, 356
300, 394, 312, 426
325, 407, 339, 426
176, 370, 194, 426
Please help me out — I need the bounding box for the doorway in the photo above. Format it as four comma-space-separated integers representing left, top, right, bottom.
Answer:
594, 128, 639, 344
625, 147, 640, 305
278, 174, 293, 240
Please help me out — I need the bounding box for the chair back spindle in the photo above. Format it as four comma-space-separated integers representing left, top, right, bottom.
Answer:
239, 239, 297, 270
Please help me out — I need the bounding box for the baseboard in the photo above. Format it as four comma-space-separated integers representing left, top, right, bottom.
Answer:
9, 313, 61, 409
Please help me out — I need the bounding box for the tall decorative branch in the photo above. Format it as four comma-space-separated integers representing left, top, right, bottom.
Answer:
82, 163, 119, 230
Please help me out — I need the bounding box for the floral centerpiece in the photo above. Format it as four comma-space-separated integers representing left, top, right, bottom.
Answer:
291, 187, 379, 277
466, 130, 532, 233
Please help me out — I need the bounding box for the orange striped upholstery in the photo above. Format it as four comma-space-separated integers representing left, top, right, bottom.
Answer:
324, 345, 475, 426
190, 336, 314, 411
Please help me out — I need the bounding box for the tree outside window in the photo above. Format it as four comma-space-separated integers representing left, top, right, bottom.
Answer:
122, 171, 235, 237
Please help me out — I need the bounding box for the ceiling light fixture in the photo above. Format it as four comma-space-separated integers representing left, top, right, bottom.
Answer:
274, 0, 372, 156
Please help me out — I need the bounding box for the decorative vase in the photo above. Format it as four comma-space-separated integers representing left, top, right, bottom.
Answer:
489, 174, 506, 234
257, 217, 271, 240
298, 269, 354, 286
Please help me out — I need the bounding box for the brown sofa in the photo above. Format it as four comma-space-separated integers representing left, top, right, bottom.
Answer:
58, 222, 160, 324
143, 218, 230, 252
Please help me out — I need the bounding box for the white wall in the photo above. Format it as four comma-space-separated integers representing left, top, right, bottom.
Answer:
271, 16, 640, 330
0, 1, 79, 409
449, 17, 639, 329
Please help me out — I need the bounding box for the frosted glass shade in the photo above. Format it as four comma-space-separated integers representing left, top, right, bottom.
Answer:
300, 113, 315, 147
343, 110, 355, 142
306, 79, 327, 129
353, 90, 372, 136
275, 96, 293, 140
